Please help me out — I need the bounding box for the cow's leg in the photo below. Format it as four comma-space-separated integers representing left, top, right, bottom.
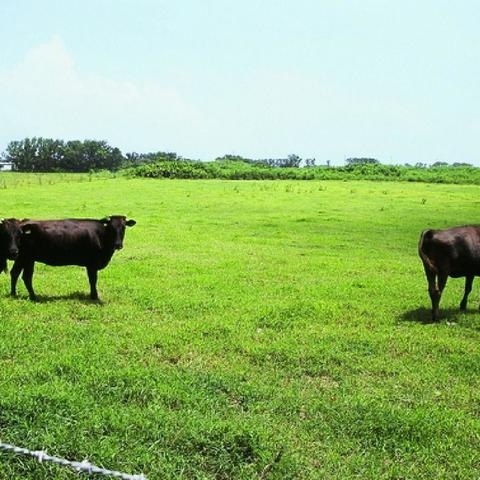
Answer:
431, 272, 448, 321
426, 269, 448, 322
10, 259, 23, 297
87, 267, 99, 300
426, 269, 438, 321
460, 276, 474, 311
22, 261, 37, 301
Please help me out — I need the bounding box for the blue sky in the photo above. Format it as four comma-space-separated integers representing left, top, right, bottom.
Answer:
1, 1, 479, 164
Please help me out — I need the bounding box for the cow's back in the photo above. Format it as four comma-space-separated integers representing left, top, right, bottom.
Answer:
420, 225, 480, 277
21, 220, 109, 267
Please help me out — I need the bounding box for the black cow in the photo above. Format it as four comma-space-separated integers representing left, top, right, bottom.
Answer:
0, 218, 23, 273
11, 216, 136, 301
419, 225, 480, 321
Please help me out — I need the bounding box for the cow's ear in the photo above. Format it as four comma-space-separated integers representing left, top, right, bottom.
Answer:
126, 219, 136, 227
100, 217, 111, 225
21, 224, 33, 235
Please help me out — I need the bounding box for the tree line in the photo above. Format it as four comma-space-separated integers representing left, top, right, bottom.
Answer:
0, 137, 475, 172
0, 138, 317, 172
2, 138, 124, 172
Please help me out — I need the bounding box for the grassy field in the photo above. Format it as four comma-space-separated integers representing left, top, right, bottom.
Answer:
1, 175, 480, 479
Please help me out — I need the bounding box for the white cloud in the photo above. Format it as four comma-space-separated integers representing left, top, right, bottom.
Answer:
0, 36, 200, 154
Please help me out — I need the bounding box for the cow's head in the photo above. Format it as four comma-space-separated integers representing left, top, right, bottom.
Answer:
100, 215, 136, 250
0, 218, 23, 273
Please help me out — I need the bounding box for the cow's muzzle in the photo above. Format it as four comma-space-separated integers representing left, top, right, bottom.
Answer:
8, 249, 19, 260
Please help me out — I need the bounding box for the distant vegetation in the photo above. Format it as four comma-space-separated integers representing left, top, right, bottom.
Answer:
2, 137, 480, 185
127, 159, 480, 185
345, 157, 379, 165
3, 137, 123, 172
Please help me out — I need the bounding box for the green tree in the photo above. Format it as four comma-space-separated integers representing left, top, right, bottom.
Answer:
5, 138, 124, 172
345, 157, 379, 165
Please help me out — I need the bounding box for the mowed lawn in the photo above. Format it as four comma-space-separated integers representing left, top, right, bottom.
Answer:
1, 176, 480, 479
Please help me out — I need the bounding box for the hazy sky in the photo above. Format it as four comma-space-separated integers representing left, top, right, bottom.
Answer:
1, 1, 479, 164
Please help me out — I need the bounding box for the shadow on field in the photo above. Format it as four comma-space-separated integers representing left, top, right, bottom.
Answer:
13, 292, 104, 305
400, 307, 477, 324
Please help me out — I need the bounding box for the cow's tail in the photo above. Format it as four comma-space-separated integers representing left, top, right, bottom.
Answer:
418, 229, 437, 273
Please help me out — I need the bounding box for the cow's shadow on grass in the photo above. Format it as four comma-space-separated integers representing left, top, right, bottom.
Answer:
400, 307, 478, 324
9, 291, 104, 305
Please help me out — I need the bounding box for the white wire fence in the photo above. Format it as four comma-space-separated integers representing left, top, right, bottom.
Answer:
0, 441, 147, 479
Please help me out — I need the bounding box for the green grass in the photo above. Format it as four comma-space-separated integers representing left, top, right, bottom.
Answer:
0, 171, 116, 192
1, 175, 480, 479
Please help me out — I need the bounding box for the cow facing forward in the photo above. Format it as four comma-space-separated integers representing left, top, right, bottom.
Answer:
419, 226, 480, 321
11, 216, 136, 301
